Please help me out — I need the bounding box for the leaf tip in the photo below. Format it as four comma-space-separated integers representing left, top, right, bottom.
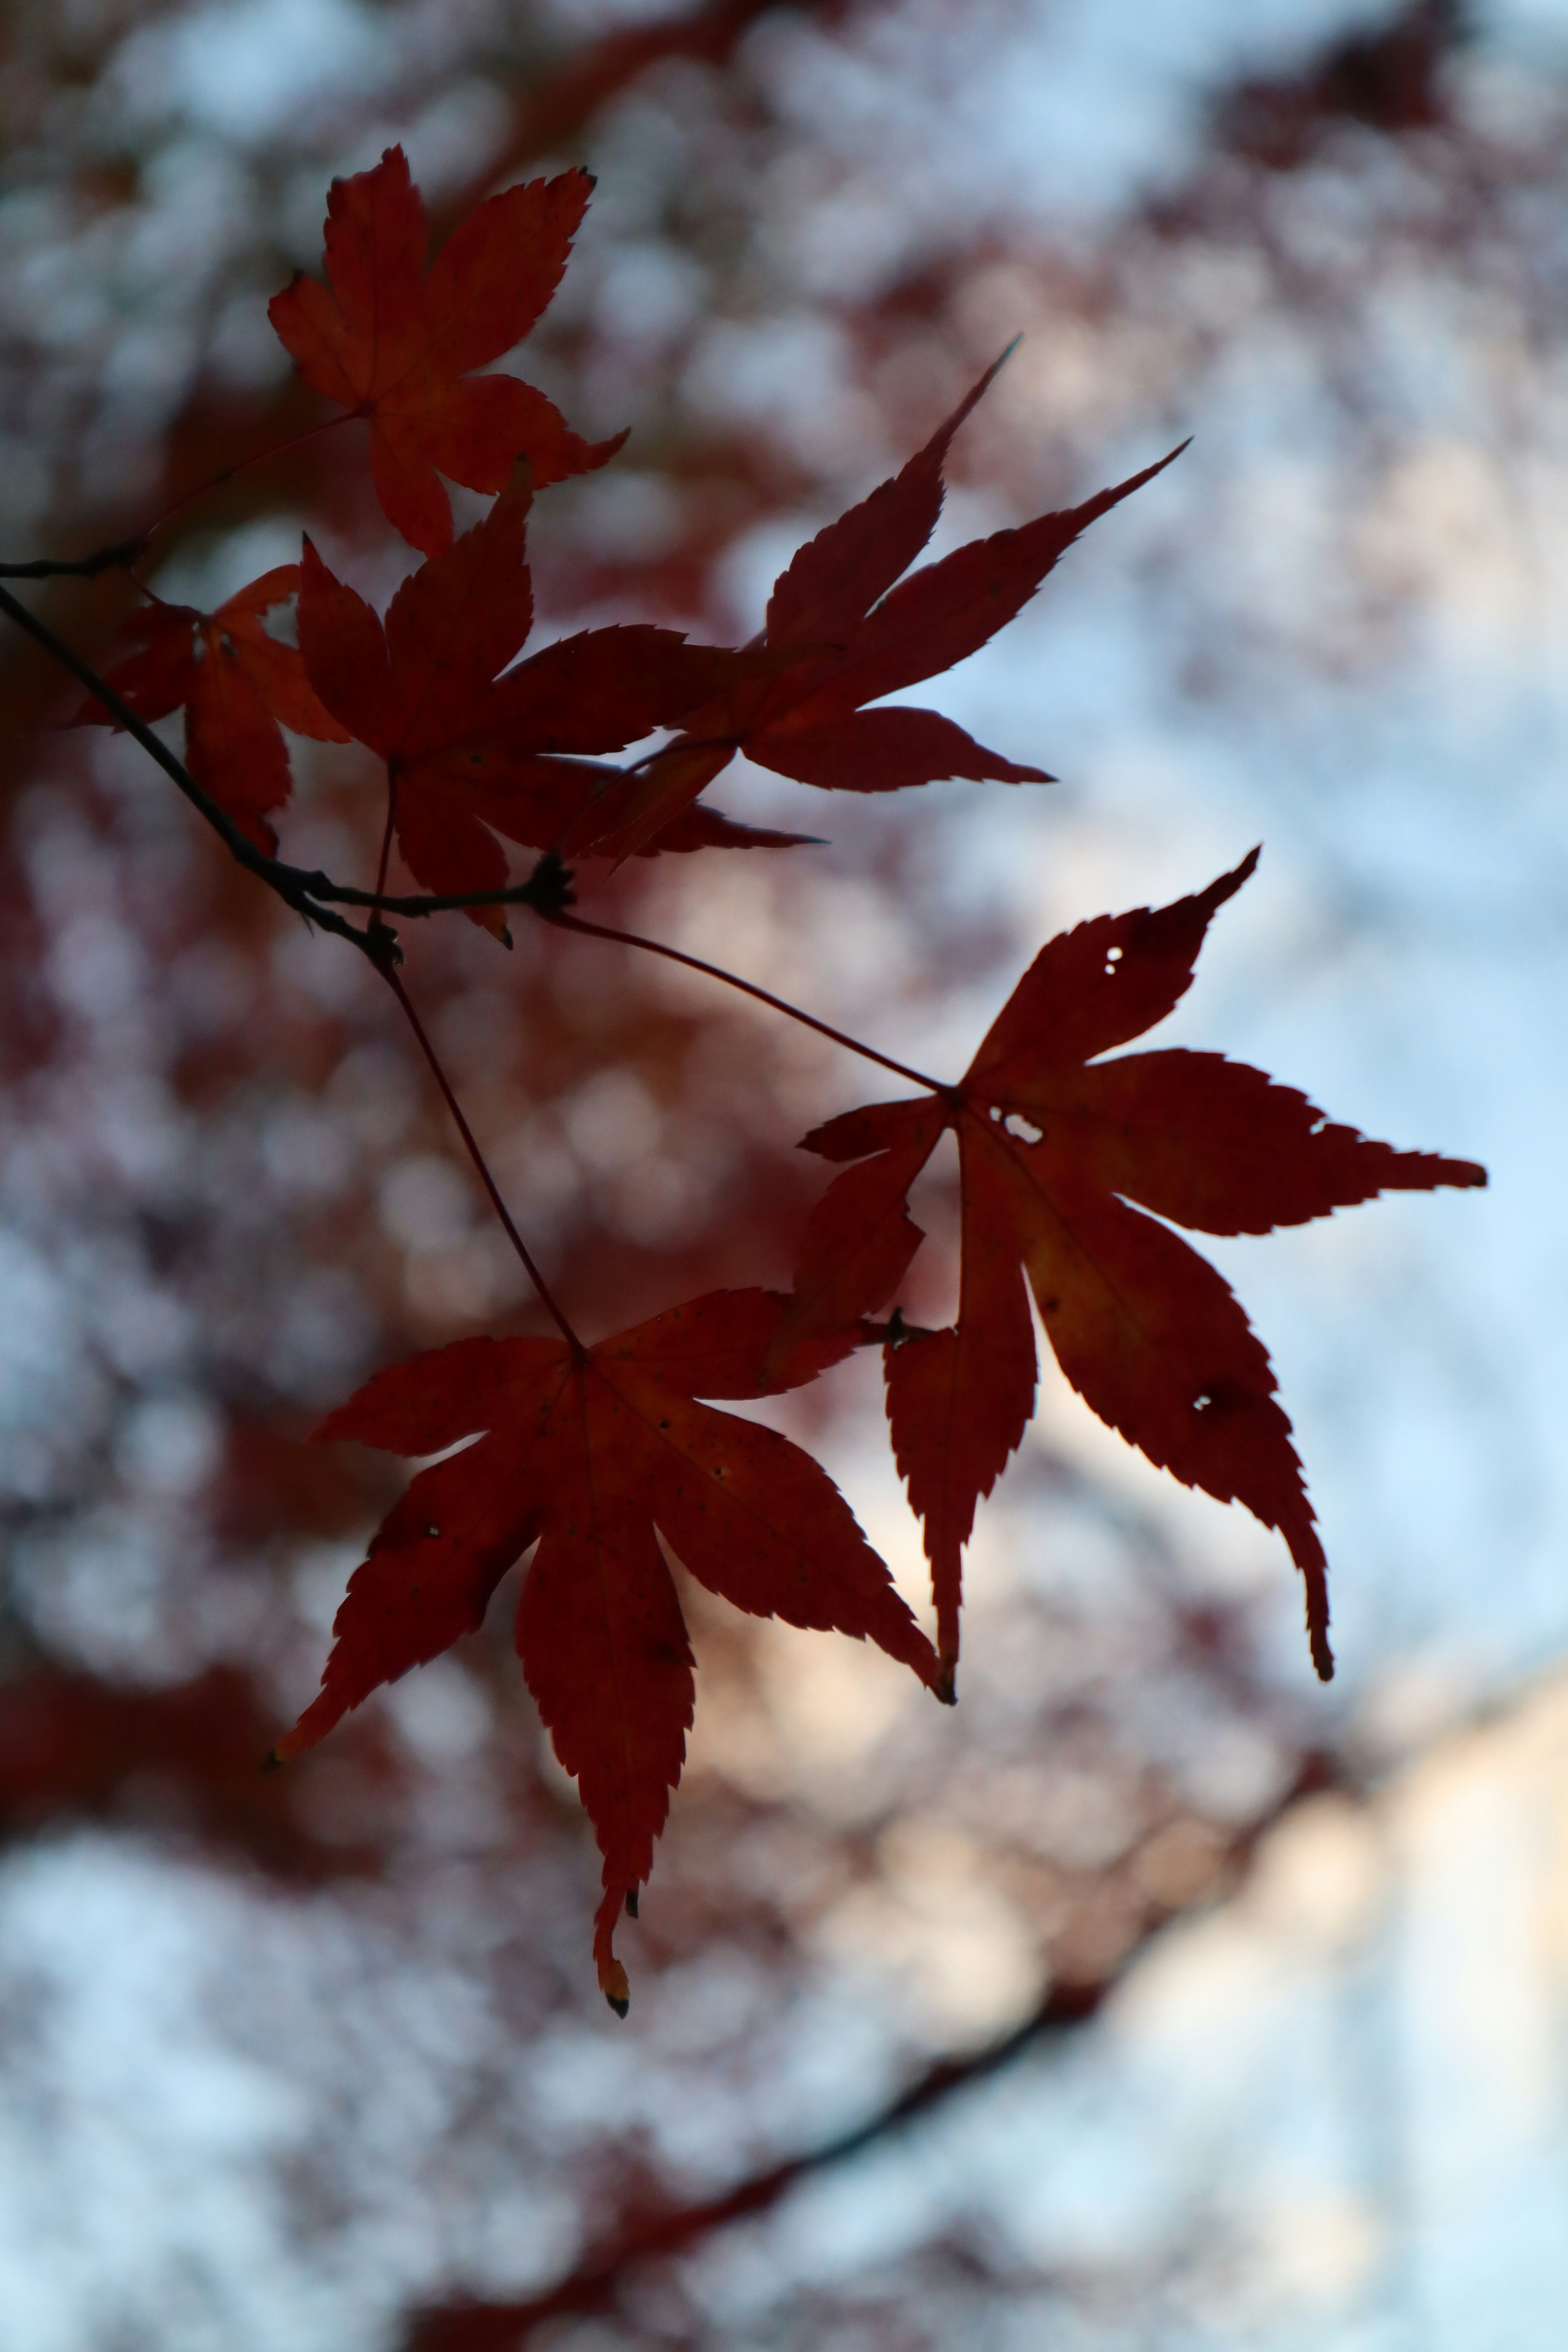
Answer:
260, 1747, 284, 1774
601, 1961, 630, 2020
624, 1885, 639, 1919
1292, 1524, 1333, 1683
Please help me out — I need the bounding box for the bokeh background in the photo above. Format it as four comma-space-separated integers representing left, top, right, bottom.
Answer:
1, 0, 1565, 2344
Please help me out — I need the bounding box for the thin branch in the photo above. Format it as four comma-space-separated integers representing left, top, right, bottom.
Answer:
405, 1750, 1348, 2351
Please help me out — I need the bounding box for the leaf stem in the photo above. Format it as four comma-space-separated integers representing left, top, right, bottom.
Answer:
375, 958, 583, 1353
370, 774, 399, 940
134, 414, 353, 552
543, 907, 946, 1096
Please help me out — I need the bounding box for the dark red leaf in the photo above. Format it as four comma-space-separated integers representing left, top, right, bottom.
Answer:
285, 1292, 942, 2008
791, 855, 1486, 1684
586, 365, 1183, 851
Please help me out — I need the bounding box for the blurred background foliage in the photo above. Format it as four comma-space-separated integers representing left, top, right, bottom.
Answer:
0, 0, 1566, 2345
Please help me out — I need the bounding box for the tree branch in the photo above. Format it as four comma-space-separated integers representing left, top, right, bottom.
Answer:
405, 1750, 1347, 2351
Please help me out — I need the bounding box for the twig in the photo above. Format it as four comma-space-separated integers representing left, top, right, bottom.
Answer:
304, 854, 578, 919
0, 537, 148, 580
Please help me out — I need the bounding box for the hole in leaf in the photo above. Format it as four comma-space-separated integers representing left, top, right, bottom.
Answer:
1003, 1112, 1043, 1143
1104, 945, 1123, 973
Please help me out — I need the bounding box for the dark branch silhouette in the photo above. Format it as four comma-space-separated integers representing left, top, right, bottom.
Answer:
406, 1750, 1346, 2351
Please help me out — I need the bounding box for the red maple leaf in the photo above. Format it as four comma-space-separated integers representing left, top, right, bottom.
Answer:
777, 850, 1487, 1683
572, 354, 1186, 861
278, 1290, 943, 2010
73, 568, 349, 850
268, 146, 624, 558
296, 473, 802, 932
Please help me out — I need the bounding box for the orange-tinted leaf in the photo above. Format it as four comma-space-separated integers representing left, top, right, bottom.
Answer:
285, 1291, 942, 2007
791, 856, 1486, 1683
74, 571, 345, 848
71, 603, 199, 725
268, 147, 621, 555
208, 567, 350, 746
185, 642, 291, 852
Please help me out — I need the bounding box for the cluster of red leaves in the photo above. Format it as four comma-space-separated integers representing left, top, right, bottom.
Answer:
77, 148, 1486, 2010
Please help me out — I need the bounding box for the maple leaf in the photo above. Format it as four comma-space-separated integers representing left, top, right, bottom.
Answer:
296, 473, 783, 932
278, 1290, 944, 2011
780, 850, 1486, 1683
573, 353, 1187, 862
268, 146, 624, 557
72, 568, 349, 850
